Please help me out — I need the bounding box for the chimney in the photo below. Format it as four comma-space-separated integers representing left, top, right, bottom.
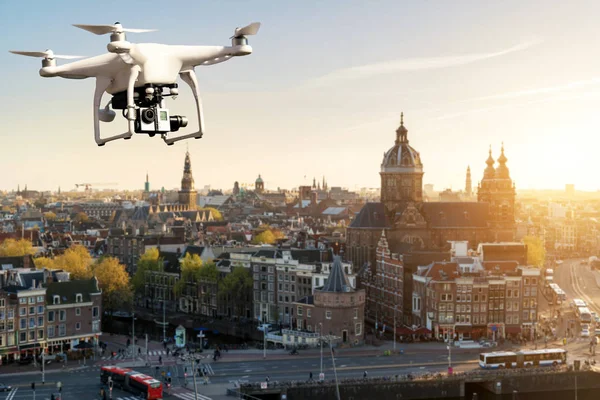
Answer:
31, 279, 36, 289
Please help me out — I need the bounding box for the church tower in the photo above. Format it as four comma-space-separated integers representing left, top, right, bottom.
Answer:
255, 174, 265, 194
380, 113, 424, 217
178, 150, 197, 209
465, 166, 472, 197
144, 172, 150, 193
478, 144, 516, 241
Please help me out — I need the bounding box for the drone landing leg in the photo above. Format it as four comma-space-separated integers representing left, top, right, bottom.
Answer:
94, 66, 140, 146
163, 69, 205, 146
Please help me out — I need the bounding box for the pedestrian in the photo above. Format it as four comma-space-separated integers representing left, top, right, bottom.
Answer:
167, 348, 170, 356
138, 347, 141, 356
266, 376, 270, 383
309, 371, 313, 381
363, 370, 368, 379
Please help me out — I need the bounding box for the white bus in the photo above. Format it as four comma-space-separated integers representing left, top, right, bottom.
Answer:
577, 307, 592, 324
479, 349, 567, 369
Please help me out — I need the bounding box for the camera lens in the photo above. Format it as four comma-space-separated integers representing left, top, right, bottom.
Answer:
141, 109, 156, 124
170, 116, 188, 132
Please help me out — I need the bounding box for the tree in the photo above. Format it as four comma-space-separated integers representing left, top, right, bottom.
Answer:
174, 254, 218, 295
53, 245, 93, 279
73, 212, 89, 223
201, 207, 223, 221
93, 256, 132, 313
218, 266, 253, 318
44, 212, 57, 221
252, 230, 276, 245
34, 257, 56, 270
523, 236, 546, 268
131, 248, 163, 296
0, 238, 35, 257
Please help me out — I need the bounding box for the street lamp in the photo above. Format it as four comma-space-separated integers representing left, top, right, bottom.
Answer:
319, 322, 323, 377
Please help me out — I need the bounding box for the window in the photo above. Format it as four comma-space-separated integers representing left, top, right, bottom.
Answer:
48, 311, 55, 322
20, 318, 26, 329
58, 324, 66, 336
28, 297, 35, 304
29, 306, 35, 315
326, 310, 332, 319
28, 330, 34, 341
19, 298, 26, 304
20, 332, 26, 342
92, 307, 99, 318
354, 308, 358, 319
37, 305, 44, 314
20, 307, 27, 316
355, 323, 362, 336
59, 310, 66, 322
76, 308, 81, 316
38, 316, 43, 326
38, 329, 44, 339
37, 296, 44, 303
53, 296, 60, 305
297, 307, 303, 317
307, 309, 311, 318
76, 322, 81, 330
76, 294, 83, 303
0, 299, 4, 307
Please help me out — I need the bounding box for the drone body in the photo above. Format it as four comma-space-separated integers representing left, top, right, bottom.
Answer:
11, 22, 261, 146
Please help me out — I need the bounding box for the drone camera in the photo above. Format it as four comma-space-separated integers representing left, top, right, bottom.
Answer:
170, 115, 188, 132
135, 106, 171, 134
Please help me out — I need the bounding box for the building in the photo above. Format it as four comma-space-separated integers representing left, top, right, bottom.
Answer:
44, 278, 102, 355
179, 151, 197, 210
294, 256, 365, 345
255, 175, 265, 194
347, 113, 516, 270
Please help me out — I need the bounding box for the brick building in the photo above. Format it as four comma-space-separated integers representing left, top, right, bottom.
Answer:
44, 278, 102, 354
294, 256, 365, 344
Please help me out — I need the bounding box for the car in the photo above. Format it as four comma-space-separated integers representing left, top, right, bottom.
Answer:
582, 328, 590, 338
582, 324, 590, 331
0, 383, 12, 392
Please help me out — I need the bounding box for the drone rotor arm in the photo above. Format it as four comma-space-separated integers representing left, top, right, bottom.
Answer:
163, 69, 204, 146
94, 66, 139, 146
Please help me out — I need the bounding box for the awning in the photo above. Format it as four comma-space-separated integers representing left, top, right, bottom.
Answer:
505, 326, 522, 334
395, 327, 414, 335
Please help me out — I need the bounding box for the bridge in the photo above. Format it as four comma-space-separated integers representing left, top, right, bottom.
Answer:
235, 366, 600, 400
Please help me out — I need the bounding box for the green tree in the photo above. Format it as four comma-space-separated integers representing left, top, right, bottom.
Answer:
174, 254, 218, 295
0, 238, 35, 257
131, 248, 163, 296
523, 236, 546, 268
218, 266, 253, 317
93, 256, 132, 313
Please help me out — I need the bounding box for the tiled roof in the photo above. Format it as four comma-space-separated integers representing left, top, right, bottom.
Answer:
320, 256, 352, 293
44, 278, 100, 304
349, 202, 390, 229
421, 202, 489, 228
421, 262, 460, 281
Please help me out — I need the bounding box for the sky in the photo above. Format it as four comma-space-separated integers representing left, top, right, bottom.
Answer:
2, 0, 600, 193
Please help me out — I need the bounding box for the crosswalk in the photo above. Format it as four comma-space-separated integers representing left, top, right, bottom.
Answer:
173, 392, 213, 400
114, 392, 213, 400
101, 350, 169, 360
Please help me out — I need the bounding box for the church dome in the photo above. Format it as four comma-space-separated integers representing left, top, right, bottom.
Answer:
381, 113, 423, 173
255, 174, 264, 184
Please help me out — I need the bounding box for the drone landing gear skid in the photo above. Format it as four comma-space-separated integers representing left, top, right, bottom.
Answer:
162, 69, 205, 146
94, 65, 141, 146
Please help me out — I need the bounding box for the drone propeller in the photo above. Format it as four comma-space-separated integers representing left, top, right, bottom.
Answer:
231, 22, 261, 38
9, 50, 85, 60
73, 22, 157, 35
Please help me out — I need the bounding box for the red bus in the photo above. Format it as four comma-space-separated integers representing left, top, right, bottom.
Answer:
101, 366, 163, 400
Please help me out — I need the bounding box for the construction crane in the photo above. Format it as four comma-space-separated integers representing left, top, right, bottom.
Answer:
75, 182, 118, 194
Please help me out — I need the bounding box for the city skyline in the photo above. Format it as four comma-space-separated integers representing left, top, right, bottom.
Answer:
3, 0, 600, 191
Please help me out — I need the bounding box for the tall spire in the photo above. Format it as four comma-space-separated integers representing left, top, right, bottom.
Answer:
465, 166, 472, 196
181, 150, 195, 190
495, 142, 510, 179
395, 112, 408, 144
483, 145, 496, 179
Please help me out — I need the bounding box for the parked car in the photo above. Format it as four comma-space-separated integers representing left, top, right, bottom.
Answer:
582, 328, 590, 338
0, 383, 12, 392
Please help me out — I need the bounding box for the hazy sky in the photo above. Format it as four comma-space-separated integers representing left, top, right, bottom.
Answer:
2, 0, 600, 193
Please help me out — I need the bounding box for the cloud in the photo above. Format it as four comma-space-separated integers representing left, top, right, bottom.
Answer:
305, 38, 543, 88
462, 77, 600, 102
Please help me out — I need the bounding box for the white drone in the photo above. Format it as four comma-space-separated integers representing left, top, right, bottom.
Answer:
10, 21, 261, 146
